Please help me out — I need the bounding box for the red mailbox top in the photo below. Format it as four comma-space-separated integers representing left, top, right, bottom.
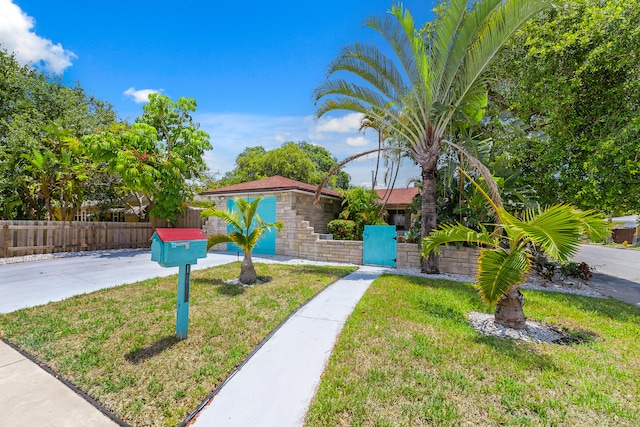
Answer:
152, 228, 207, 242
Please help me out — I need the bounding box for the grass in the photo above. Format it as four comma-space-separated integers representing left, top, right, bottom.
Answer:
305, 274, 640, 427
0, 262, 356, 427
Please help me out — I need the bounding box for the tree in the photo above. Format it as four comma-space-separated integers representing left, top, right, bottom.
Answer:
487, 0, 640, 214
0, 48, 116, 219
85, 94, 211, 225
314, 0, 552, 272
297, 142, 350, 189
220, 141, 350, 188
423, 171, 608, 329
201, 197, 284, 284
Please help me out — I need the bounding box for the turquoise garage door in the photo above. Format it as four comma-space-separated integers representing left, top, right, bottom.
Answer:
226, 196, 277, 255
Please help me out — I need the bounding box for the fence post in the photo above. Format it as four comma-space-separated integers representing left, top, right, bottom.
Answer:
2, 224, 9, 258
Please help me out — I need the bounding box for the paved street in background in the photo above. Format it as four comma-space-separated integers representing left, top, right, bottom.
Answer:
0, 250, 237, 314
575, 244, 640, 307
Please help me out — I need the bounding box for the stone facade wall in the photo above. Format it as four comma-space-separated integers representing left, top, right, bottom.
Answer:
202, 191, 478, 276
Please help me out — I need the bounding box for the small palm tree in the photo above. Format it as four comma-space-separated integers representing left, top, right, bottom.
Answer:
423, 171, 608, 329
202, 197, 284, 284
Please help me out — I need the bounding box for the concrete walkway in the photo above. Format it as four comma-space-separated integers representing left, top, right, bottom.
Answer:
0, 251, 383, 427
190, 266, 385, 427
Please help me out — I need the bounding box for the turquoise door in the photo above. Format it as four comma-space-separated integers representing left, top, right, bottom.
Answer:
226, 196, 277, 255
363, 225, 397, 267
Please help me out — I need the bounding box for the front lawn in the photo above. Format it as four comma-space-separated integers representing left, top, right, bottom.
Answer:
305, 274, 640, 426
0, 262, 355, 427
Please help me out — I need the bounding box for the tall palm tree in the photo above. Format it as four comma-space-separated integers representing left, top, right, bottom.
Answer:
314, 0, 552, 272
202, 197, 284, 284
423, 171, 608, 329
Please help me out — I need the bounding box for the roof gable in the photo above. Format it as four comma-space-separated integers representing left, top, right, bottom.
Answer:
375, 187, 419, 207
201, 176, 341, 198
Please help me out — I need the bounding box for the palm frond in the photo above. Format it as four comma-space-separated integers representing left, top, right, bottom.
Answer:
314, 79, 391, 114
423, 223, 498, 256
327, 43, 407, 102
206, 234, 232, 250
517, 204, 582, 262
448, 143, 503, 211
455, 0, 551, 107
202, 208, 244, 233
576, 209, 610, 242
436, 0, 503, 101
476, 247, 529, 304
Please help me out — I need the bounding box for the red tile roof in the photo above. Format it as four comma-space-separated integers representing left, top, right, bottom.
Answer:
201, 176, 341, 198
375, 187, 419, 207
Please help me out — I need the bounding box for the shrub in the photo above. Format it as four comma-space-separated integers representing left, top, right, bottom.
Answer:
559, 261, 593, 282
327, 220, 359, 240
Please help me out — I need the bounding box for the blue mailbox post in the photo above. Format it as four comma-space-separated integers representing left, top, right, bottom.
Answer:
150, 228, 208, 339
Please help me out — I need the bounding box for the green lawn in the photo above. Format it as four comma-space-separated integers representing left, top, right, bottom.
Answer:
305, 274, 640, 427
0, 262, 356, 427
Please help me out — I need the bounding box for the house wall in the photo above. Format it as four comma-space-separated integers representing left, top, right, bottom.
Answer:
202, 191, 341, 251
202, 190, 478, 276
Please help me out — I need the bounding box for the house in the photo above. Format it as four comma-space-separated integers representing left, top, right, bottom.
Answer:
375, 187, 419, 232
200, 176, 342, 256
200, 176, 479, 274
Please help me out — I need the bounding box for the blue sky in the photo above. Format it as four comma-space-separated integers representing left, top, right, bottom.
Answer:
1, 0, 436, 187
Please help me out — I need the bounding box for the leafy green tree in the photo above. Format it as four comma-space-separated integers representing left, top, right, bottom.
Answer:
0, 48, 116, 219
314, 0, 551, 272
86, 94, 211, 225
220, 141, 350, 188
423, 172, 608, 329
487, 0, 640, 214
201, 197, 284, 284
297, 142, 350, 189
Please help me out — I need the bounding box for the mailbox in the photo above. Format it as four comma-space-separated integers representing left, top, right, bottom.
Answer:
151, 228, 208, 267
150, 228, 208, 339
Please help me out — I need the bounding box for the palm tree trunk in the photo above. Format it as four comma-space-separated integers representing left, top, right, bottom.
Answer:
239, 252, 257, 284
494, 286, 526, 329
421, 164, 439, 273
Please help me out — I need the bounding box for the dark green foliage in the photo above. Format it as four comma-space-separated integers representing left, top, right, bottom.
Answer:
488, 0, 640, 214
327, 219, 359, 241
219, 141, 350, 189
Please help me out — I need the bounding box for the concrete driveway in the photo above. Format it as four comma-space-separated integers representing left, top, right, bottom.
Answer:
575, 244, 640, 307
0, 250, 238, 314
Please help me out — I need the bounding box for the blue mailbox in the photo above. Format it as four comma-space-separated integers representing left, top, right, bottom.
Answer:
150, 228, 208, 339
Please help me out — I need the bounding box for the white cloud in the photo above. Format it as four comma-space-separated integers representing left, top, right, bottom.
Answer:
315, 112, 364, 133
346, 136, 369, 147
0, 0, 76, 74
123, 87, 161, 103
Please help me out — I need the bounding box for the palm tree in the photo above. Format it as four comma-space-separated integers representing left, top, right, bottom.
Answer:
314, 0, 552, 272
202, 197, 284, 284
423, 171, 608, 329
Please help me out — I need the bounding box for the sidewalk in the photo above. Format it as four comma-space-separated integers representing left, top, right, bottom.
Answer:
0, 252, 385, 426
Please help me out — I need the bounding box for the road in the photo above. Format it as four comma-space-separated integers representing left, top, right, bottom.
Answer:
0, 250, 238, 314
575, 244, 640, 307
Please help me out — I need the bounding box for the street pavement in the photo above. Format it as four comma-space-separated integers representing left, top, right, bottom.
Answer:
575, 244, 640, 307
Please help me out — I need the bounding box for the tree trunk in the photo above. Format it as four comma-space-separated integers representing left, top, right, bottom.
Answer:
421, 164, 439, 273
239, 252, 257, 284
494, 286, 526, 329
